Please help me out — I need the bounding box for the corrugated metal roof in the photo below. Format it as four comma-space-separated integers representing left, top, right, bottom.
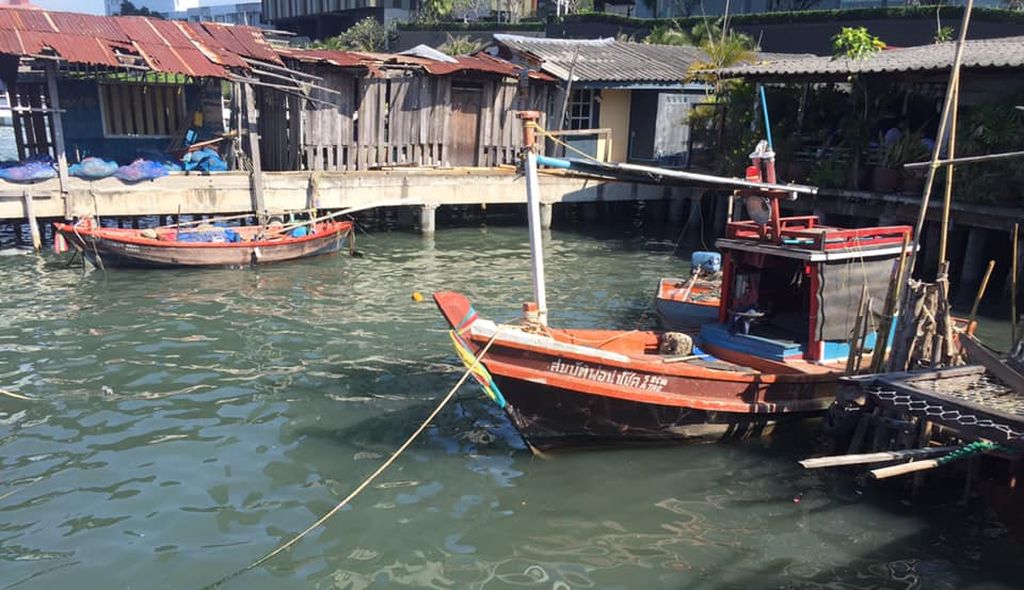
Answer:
491, 34, 704, 84
720, 36, 1024, 78
280, 47, 550, 79
0, 6, 282, 78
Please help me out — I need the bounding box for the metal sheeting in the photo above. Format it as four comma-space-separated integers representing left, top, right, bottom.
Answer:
492, 34, 704, 84
720, 36, 1024, 79
0, 6, 281, 78
280, 47, 550, 80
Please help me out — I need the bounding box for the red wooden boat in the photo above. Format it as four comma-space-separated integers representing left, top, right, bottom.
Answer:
54, 217, 354, 269
435, 215, 912, 449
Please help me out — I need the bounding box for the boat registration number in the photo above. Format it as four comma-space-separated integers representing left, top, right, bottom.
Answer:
548, 359, 668, 392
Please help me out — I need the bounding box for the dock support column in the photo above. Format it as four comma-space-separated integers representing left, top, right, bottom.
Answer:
960, 228, 989, 287
45, 62, 69, 205
22, 192, 40, 251
242, 83, 266, 219
667, 193, 687, 224
539, 202, 553, 230
419, 204, 438, 236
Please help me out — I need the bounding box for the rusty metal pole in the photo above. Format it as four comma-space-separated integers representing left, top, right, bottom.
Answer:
517, 110, 547, 325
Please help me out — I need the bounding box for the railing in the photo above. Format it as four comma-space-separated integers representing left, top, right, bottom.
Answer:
542, 128, 613, 163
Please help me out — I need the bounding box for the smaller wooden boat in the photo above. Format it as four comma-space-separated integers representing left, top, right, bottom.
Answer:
656, 252, 722, 330
54, 214, 354, 269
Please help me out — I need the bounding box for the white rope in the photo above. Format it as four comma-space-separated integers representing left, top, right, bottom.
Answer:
198, 331, 501, 590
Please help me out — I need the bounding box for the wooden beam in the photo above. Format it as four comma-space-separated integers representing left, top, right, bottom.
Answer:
45, 62, 68, 197
243, 83, 266, 216
799, 446, 959, 469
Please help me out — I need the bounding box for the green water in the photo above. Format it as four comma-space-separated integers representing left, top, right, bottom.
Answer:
1, 223, 1021, 590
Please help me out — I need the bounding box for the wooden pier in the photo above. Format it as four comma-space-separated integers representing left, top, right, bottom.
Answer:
0, 168, 687, 234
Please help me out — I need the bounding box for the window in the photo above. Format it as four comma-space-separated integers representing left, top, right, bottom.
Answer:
99, 84, 186, 137
567, 88, 595, 130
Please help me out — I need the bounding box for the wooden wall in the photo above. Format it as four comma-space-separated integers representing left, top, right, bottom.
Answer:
258, 66, 550, 172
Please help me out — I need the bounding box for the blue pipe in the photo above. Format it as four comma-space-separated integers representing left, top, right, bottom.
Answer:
759, 85, 774, 152
536, 155, 572, 169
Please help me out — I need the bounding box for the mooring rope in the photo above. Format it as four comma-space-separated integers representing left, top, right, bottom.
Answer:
197, 331, 501, 590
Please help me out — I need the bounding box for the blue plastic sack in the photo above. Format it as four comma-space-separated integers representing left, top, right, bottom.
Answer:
0, 160, 56, 183
691, 251, 722, 274
115, 159, 169, 183
181, 148, 227, 173
290, 226, 308, 238
69, 157, 118, 180
174, 227, 240, 243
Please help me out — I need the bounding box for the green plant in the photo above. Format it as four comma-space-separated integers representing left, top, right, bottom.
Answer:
832, 26, 886, 59
439, 33, 482, 56
644, 23, 692, 46
808, 157, 847, 188
880, 132, 930, 169
934, 25, 953, 43
313, 17, 396, 52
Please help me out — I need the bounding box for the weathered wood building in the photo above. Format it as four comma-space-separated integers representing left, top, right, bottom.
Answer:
258, 46, 554, 172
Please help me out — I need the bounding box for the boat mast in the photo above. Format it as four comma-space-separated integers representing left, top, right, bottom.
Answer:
518, 111, 549, 326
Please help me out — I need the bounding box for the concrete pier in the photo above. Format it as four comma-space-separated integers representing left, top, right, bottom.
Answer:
539, 202, 553, 230
0, 169, 690, 222
419, 204, 438, 236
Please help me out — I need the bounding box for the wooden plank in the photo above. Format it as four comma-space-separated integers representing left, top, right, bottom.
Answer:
800, 446, 959, 469
142, 85, 156, 136
44, 63, 68, 196
479, 81, 494, 165
131, 85, 145, 135
154, 84, 167, 135
243, 83, 265, 214
961, 334, 1024, 393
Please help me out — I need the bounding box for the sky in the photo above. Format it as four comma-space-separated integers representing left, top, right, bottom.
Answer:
35, 0, 105, 14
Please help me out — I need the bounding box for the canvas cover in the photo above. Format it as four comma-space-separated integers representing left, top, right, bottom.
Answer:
815, 257, 896, 342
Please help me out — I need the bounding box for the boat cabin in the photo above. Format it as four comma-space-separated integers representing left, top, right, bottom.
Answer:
699, 215, 911, 364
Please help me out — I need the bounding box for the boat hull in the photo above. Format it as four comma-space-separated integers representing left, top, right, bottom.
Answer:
56, 221, 353, 269
497, 377, 814, 449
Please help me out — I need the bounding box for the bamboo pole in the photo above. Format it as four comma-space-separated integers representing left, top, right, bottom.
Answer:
902, 0, 974, 286
800, 446, 959, 469
967, 259, 996, 332
871, 232, 911, 373
903, 149, 1024, 169
870, 459, 941, 479
1013, 223, 1019, 346
938, 78, 959, 265
846, 284, 869, 375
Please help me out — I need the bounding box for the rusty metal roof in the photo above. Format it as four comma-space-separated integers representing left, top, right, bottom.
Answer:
280, 46, 553, 80
0, 6, 281, 78
720, 36, 1024, 79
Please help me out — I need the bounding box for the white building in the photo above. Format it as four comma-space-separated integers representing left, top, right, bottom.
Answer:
104, 0, 200, 15
170, 2, 266, 27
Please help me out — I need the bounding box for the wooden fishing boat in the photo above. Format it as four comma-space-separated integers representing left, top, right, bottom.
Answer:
436, 216, 911, 449
433, 116, 913, 449
54, 216, 354, 269
655, 275, 720, 330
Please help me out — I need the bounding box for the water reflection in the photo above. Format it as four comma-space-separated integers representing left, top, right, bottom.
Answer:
0, 225, 1021, 590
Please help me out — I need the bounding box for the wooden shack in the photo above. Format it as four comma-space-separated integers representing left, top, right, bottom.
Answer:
260, 48, 554, 172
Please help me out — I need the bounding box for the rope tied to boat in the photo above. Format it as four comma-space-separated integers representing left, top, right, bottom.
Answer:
196, 331, 501, 590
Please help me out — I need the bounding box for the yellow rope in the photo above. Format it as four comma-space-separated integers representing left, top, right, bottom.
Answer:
527, 121, 602, 163
197, 331, 502, 590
